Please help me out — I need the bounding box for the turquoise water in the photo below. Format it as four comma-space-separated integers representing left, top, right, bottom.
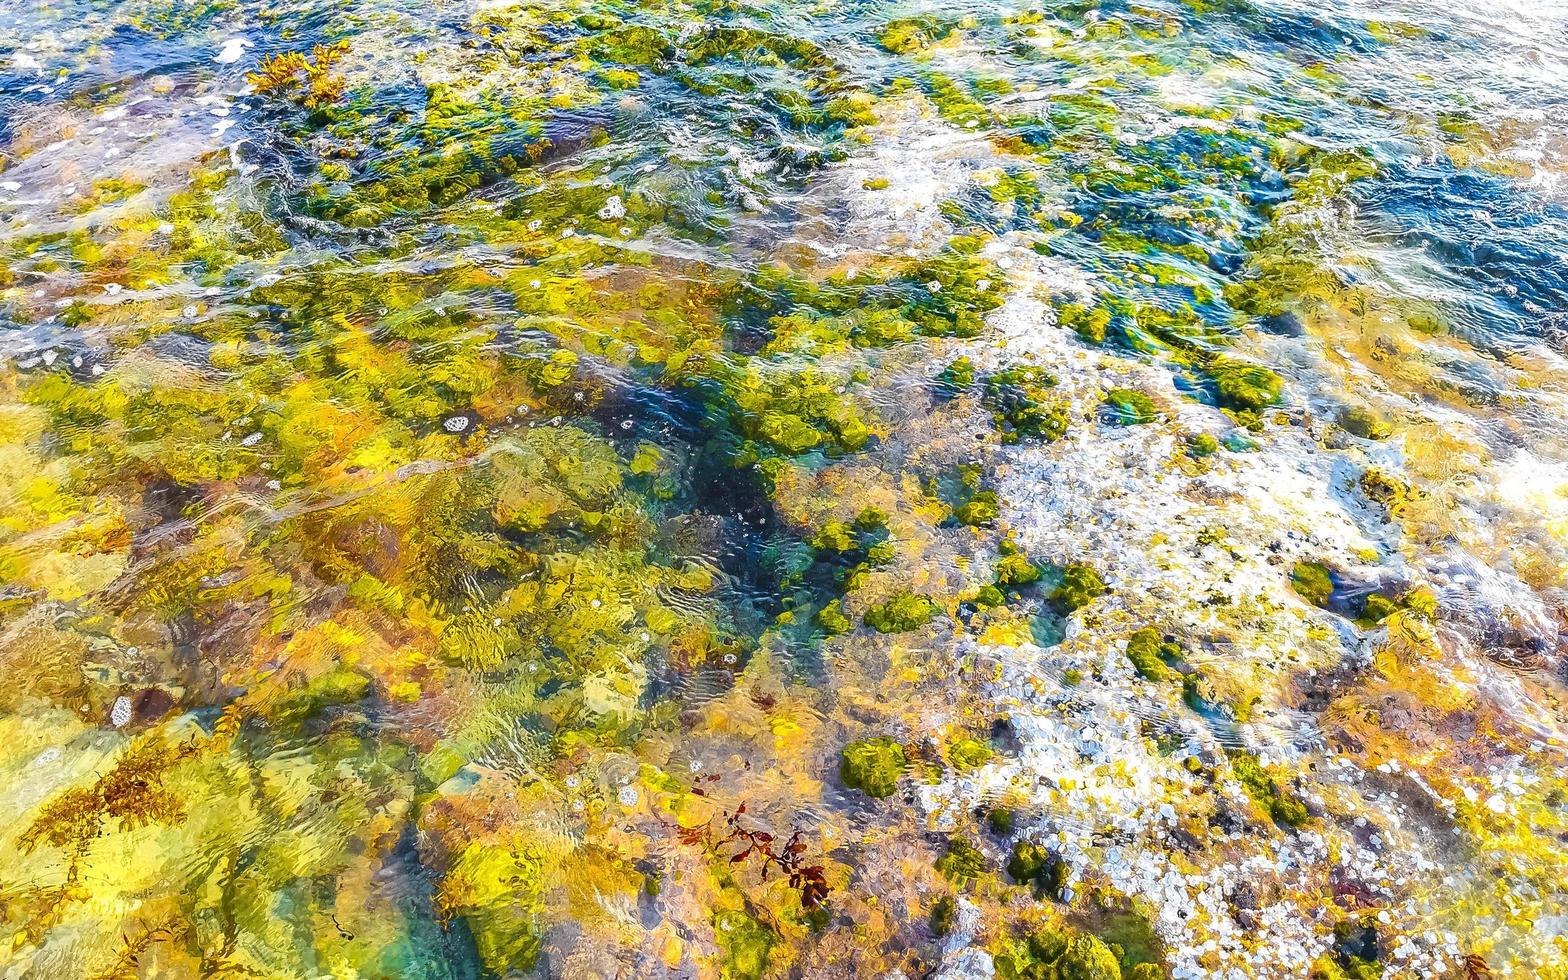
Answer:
3, 0, 1568, 977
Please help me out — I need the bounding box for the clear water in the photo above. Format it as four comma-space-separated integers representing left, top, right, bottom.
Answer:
2, 0, 1567, 977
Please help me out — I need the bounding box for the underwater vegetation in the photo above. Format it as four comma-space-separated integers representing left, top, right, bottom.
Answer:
3, 0, 1568, 976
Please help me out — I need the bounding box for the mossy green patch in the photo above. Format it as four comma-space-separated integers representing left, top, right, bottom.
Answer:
878, 16, 955, 54
936, 836, 989, 882
985, 366, 1070, 443
1290, 561, 1334, 607
1124, 628, 1181, 683
948, 736, 993, 771
864, 592, 938, 633
1207, 357, 1283, 411
1229, 750, 1312, 829
1007, 839, 1065, 896
1052, 563, 1107, 613
1102, 388, 1158, 425
840, 737, 907, 798
1337, 405, 1391, 440
998, 925, 1125, 980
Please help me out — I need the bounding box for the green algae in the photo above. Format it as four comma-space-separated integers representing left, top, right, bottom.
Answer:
998, 926, 1127, 980
994, 539, 1046, 592
936, 836, 990, 882
934, 462, 1004, 528
948, 735, 994, 771
930, 895, 958, 936
1057, 300, 1113, 345
816, 601, 854, 635
985, 366, 1070, 443
716, 909, 776, 980
955, 489, 1002, 527
1207, 357, 1283, 411
864, 592, 939, 633
878, 16, 956, 55
1007, 839, 1066, 896
1290, 561, 1335, 607
1228, 750, 1312, 829
1102, 388, 1158, 426
937, 356, 979, 397
1337, 405, 1392, 440
1355, 586, 1438, 629
1184, 432, 1220, 457
1358, 467, 1427, 517
988, 805, 1016, 835
438, 843, 548, 974
0, 0, 1557, 974
840, 737, 907, 798
1052, 563, 1108, 613
1124, 628, 1182, 683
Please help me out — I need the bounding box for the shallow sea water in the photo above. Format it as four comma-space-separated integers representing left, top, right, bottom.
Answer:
2, 0, 1568, 977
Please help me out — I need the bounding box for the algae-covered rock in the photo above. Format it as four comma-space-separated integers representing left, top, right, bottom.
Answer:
1124, 628, 1180, 683
955, 489, 1001, 527
936, 836, 989, 882
1229, 750, 1313, 829
840, 737, 907, 798
1337, 405, 1391, 440
948, 736, 992, 771
1057, 934, 1125, 980
937, 356, 978, 397
996, 549, 1044, 589
436, 842, 546, 975
1102, 388, 1157, 426
715, 909, 775, 980
1290, 561, 1335, 607
974, 584, 1007, 608
984, 366, 1070, 443
1357, 592, 1399, 626
988, 806, 1015, 834
816, 601, 853, 635
930, 895, 958, 936
1208, 357, 1283, 411
878, 15, 954, 54
1323, 918, 1384, 980
1358, 467, 1424, 517
1185, 432, 1220, 457
864, 591, 938, 633
1001, 926, 1124, 980
1006, 840, 1065, 897
1052, 563, 1107, 613
1056, 300, 1112, 344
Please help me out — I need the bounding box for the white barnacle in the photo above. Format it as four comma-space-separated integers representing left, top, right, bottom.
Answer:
442, 415, 471, 433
